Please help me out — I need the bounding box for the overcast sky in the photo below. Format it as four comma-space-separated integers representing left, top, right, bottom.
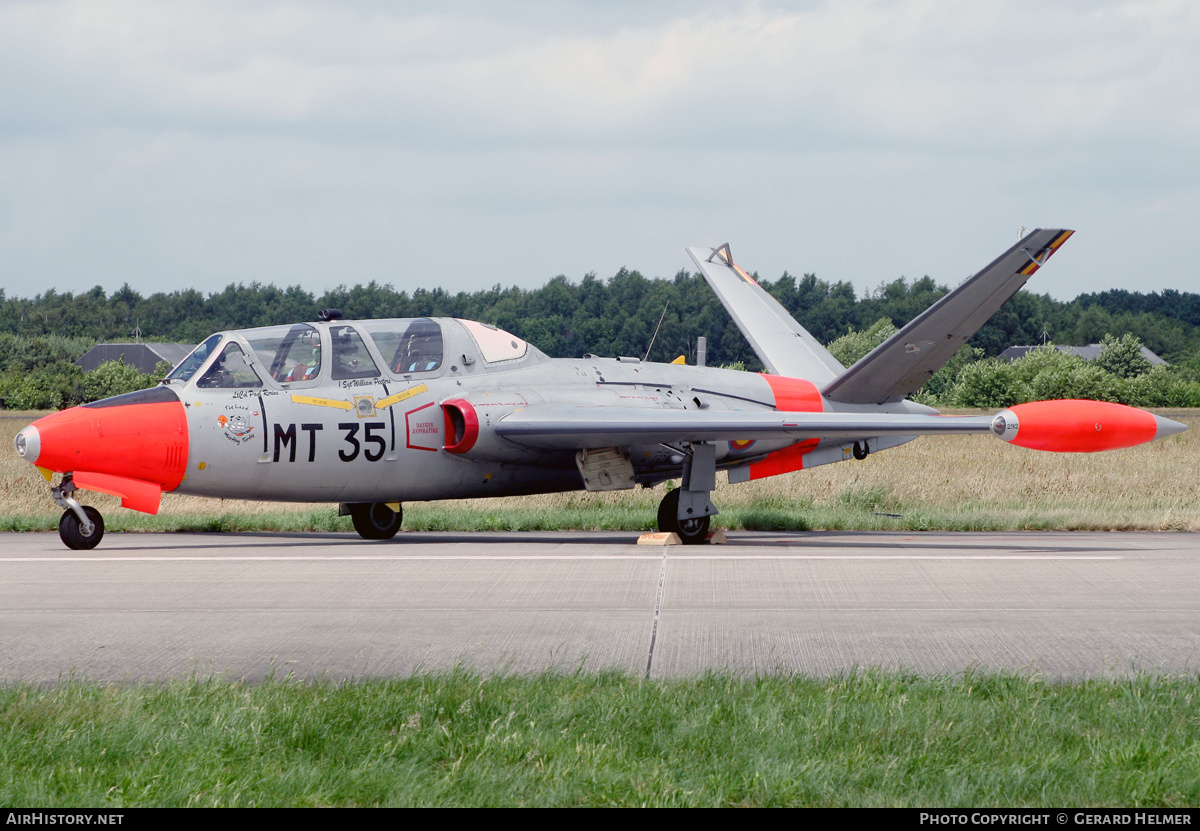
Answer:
1, 0, 1196, 306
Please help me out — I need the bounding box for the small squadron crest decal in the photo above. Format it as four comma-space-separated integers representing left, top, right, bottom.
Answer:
218, 405, 257, 444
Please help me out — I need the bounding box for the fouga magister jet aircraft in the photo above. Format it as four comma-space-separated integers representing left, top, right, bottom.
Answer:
13, 229, 1187, 550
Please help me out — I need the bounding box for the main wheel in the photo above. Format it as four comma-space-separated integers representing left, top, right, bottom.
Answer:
59, 506, 104, 550
349, 502, 402, 540
656, 489, 710, 545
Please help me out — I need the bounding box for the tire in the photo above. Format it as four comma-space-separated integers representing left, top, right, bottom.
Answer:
656, 489, 710, 545
349, 502, 402, 540
59, 506, 105, 550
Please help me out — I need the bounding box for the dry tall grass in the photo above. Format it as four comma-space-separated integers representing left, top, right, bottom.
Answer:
3, 410, 1198, 531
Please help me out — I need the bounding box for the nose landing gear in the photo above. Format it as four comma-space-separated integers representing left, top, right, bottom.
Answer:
51, 474, 105, 550
59, 506, 105, 550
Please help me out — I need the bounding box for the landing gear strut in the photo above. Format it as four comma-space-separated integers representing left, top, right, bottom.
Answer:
51, 475, 105, 550
655, 442, 718, 545
347, 502, 403, 540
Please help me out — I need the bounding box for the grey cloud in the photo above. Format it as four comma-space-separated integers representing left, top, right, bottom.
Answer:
1, 0, 1198, 304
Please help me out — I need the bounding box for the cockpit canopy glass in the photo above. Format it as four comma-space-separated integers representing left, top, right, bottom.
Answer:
244, 324, 323, 383
329, 324, 381, 380
459, 319, 528, 363
166, 333, 223, 383
360, 318, 443, 374
196, 342, 263, 389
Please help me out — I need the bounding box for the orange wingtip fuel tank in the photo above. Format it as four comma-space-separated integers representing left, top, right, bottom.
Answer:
992, 399, 1185, 453
17, 387, 188, 512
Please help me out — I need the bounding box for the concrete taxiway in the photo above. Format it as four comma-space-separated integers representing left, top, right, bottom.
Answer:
2, 530, 1199, 683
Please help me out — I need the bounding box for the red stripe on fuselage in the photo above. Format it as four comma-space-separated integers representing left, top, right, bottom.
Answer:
759, 374, 823, 412
742, 375, 825, 479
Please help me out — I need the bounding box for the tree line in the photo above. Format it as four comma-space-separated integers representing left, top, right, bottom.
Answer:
2, 269, 1200, 409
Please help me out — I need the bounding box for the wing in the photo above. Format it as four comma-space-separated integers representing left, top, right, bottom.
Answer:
821, 229, 1074, 405
495, 405, 994, 450
687, 245, 845, 382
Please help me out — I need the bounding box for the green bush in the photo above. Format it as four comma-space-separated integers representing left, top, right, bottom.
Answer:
949, 360, 1030, 408
1026, 361, 1123, 403
1007, 344, 1083, 384
945, 341, 1200, 408
80, 359, 159, 403
1120, 366, 1200, 407
1093, 333, 1153, 379
827, 318, 897, 367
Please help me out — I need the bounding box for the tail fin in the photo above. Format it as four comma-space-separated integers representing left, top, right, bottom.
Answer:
821, 229, 1073, 405
686, 244, 844, 382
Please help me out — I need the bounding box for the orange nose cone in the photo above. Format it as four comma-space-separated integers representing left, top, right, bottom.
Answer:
29, 386, 189, 490
994, 399, 1163, 453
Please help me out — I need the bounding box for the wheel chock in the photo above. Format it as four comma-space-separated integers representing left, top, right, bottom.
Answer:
637, 532, 682, 546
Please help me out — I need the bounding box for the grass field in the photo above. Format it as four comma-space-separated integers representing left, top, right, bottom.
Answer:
3, 671, 1200, 807
4, 409, 1199, 534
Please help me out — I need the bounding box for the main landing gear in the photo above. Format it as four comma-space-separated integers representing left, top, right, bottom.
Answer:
657, 489, 710, 544
346, 502, 403, 540
52, 474, 105, 550
655, 442, 718, 545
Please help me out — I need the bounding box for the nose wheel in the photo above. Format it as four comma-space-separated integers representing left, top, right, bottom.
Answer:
50, 474, 105, 550
59, 506, 105, 550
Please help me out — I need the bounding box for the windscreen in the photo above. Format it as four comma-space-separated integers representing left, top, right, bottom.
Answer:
196, 342, 263, 389
165, 334, 223, 382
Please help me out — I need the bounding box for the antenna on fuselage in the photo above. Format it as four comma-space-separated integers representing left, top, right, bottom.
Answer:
644, 301, 670, 362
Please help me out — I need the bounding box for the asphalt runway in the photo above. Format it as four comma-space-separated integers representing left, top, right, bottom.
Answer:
2, 529, 1199, 683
